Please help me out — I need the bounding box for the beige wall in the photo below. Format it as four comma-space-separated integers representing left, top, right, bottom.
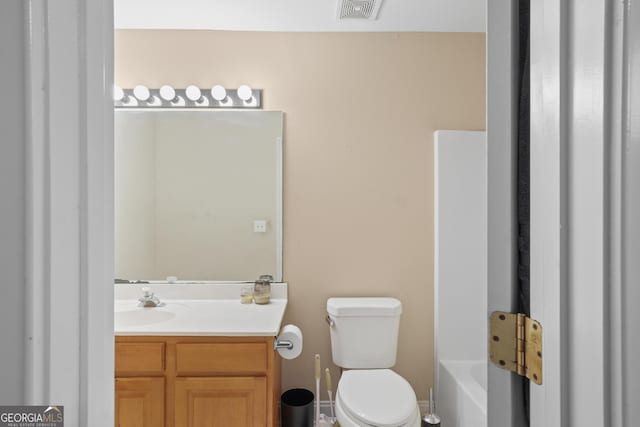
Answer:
115, 30, 486, 400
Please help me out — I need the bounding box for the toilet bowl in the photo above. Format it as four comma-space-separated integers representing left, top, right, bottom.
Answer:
334, 369, 421, 427
326, 298, 420, 427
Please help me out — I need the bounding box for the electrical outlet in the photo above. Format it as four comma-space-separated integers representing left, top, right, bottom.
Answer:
253, 220, 267, 233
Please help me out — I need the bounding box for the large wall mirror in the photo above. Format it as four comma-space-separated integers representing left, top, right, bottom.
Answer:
115, 110, 283, 282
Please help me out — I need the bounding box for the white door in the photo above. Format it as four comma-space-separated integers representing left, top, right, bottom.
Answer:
486, 1, 527, 426
488, 0, 639, 426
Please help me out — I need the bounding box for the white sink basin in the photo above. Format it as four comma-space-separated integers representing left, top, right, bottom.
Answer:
115, 308, 176, 327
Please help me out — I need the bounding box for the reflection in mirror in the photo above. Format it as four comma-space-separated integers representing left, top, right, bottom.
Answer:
115, 110, 283, 282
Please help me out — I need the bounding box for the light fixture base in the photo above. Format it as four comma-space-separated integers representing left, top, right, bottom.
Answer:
114, 87, 262, 109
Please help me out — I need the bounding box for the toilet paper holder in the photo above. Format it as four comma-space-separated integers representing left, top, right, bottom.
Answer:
274, 339, 294, 351
274, 324, 303, 359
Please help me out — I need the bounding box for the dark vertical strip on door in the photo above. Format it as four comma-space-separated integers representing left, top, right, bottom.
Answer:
517, 0, 531, 423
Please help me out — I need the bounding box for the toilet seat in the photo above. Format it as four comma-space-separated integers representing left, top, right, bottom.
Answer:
336, 369, 418, 427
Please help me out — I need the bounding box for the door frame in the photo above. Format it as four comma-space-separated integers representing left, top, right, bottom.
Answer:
23, 0, 114, 425
615, 0, 640, 423
489, 0, 636, 425
529, 0, 626, 425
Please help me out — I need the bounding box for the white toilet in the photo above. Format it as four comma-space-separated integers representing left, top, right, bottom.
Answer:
326, 297, 421, 427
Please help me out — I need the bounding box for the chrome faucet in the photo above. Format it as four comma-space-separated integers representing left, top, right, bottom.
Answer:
138, 287, 161, 307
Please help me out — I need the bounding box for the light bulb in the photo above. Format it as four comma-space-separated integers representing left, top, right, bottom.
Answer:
113, 85, 125, 101
211, 85, 227, 102
237, 85, 253, 102
159, 85, 176, 102
133, 85, 150, 101
185, 85, 202, 102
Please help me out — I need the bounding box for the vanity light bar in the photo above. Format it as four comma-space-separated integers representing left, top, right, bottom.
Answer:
113, 85, 262, 109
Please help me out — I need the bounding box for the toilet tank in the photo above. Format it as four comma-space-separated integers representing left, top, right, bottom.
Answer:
327, 297, 402, 369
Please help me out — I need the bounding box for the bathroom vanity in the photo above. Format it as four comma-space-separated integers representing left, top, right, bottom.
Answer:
114, 284, 288, 427
113, 106, 287, 426
115, 335, 280, 427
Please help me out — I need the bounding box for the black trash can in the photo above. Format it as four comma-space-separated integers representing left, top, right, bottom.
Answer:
280, 388, 314, 427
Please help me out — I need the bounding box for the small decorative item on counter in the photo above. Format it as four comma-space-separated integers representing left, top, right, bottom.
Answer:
240, 285, 254, 304
253, 274, 273, 305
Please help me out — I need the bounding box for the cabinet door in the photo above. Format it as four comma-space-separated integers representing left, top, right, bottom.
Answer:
115, 377, 164, 427
175, 377, 267, 427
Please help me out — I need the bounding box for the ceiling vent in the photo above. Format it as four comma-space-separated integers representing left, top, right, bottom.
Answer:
337, 0, 383, 20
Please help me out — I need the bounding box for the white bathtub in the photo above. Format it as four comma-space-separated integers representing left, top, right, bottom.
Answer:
436, 360, 487, 427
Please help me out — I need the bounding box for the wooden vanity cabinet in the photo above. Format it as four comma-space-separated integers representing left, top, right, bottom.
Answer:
115, 377, 165, 427
115, 336, 281, 427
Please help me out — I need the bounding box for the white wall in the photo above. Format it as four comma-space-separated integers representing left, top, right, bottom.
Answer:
0, 0, 26, 404
434, 130, 487, 364
114, 0, 486, 32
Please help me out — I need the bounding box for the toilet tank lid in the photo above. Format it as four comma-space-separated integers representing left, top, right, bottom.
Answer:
327, 297, 402, 317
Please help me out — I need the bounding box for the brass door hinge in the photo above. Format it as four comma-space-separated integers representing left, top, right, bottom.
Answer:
490, 311, 543, 385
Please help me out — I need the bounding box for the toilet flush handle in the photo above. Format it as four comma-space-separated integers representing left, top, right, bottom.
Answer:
326, 315, 335, 328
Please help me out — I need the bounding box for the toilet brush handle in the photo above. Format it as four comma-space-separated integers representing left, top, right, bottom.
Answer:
328, 391, 335, 421
325, 368, 335, 421
422, 387, 441, 426
315, 355, 321, 425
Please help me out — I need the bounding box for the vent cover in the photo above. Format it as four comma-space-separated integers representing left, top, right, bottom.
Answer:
337, 0, 383, 20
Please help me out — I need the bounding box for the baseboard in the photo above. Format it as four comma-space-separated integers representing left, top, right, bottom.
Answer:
314, 400, 430, 417
316, 400, 332, 415
417, 400, 429, 415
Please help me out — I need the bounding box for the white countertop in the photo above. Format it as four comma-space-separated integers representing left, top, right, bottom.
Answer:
114, 283, 287, 337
